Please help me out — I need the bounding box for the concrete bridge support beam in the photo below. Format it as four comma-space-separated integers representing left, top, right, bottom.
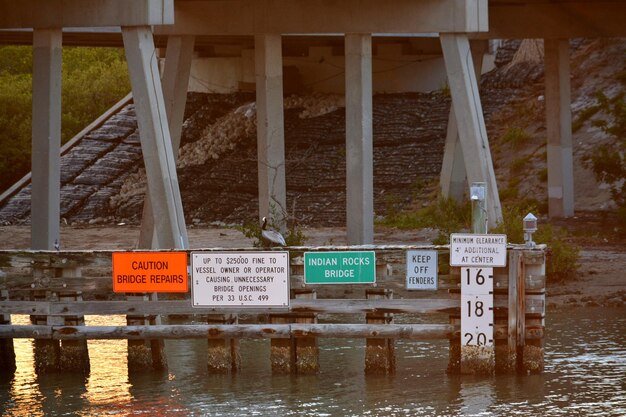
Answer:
139, 35, 195, 249
345, 33, 374, 245
122, 26, 188, 250
255, 34, 287, 232
441, 34, 502, 228
440, 40, 487, 203
31, 29, 62, 250
544, 38, 574, 218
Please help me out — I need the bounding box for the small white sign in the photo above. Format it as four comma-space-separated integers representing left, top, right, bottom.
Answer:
406, 250, 438, 290
191, 251, 289, 308
450, 233, 507, 267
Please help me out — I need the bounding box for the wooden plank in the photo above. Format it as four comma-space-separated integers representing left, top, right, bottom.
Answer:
0, 324, 53, 339
0, 296, 545, 317
0, 251, 113, 269
0, 300, 51, 315
0, 323, 543, 341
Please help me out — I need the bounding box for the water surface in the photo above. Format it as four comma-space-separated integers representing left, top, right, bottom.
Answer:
1, 308, 624, 416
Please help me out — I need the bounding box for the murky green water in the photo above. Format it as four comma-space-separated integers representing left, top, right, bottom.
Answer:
1, 307, 624, 416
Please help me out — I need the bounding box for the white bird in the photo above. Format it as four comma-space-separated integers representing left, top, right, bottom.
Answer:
261, 217, 286, 247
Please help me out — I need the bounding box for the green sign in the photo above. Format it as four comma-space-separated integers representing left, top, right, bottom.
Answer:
304, 251, 376, 284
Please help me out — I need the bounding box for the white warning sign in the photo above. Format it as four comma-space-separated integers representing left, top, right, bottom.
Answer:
191, 251, 289, 308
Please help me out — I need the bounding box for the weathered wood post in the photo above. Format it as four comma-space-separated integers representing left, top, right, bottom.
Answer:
126, 293, 167, 372
31, 263, 61, 373
499, 250, 525, 373
446, 264, 461, 373
293, 289, 319, 374
58, 265, 89, 373
365, 288, 395, 374
269, 311, 294, 374
207, 314, 240, 373
521, 248, 546, 373
0, 287, 16, 376
278, 257, 319, 374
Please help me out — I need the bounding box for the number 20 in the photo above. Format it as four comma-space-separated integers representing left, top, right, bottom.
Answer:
464, 332, 488, 346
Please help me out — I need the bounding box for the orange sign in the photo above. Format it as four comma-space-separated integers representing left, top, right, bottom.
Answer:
112, 252, 188, 293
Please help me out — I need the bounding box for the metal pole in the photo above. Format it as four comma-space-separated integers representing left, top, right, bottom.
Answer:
470, 182, 488, 234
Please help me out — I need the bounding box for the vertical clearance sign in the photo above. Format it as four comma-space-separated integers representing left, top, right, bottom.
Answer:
112, 252, 188, 293
450, 233, 506, 348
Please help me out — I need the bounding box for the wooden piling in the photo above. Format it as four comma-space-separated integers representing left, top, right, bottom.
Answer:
127, 293, 167, 372
294, 289, 319, 374
0, 288, 16, 376
269, 312, 294, 374
207, 314, 240, 373
521, 250, 545, 374
58, 267, 89, 373
365, 288, 395, 375
446, 314, 461, 374
446, 264, 461, 374
31, 265, 61, 373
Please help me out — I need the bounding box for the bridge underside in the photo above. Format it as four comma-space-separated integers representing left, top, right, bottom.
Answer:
0, 0, 624, 248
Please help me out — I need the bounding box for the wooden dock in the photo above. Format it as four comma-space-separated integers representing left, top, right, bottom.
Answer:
0, 245, 546, 376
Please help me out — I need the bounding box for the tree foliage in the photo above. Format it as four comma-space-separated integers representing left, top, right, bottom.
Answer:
0, 46, 130, 192
582, 72, 626, 227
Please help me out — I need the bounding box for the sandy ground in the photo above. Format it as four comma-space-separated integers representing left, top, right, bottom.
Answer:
0, 224, 623, 309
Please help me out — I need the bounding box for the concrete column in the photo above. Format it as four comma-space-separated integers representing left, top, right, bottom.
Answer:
255, 34, 287, 232
440, 40, 487, 202
544, 39, 574, 218
441, 34, 502, 228
122, 26, 188, 249
31, 29, 62, 250
139, 35, 195, 249
345, 33, 374, 245
440, 107, 466, 201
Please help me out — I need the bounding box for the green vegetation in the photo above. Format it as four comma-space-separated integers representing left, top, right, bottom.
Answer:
492, 203, 580, 282
501, 126, 532, 149
536, 224, 580, 282
438, 82, 450, 98
509, 155, 531, 177
582, 79, 626, 229
383, 196, 580, 282
0, 46, 130, 192
380, 196, 471, 245
572, 104, 601, 133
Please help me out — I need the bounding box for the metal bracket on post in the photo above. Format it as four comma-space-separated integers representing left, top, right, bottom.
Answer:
470, 182, 488, 234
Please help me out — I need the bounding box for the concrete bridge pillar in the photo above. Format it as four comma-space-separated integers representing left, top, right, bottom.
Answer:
544, 38, 574, 218
122, 26, 188, 250
440, 40, 488, 203
255, 34, 287, 232
31, 28, 62, 250
345, 33, 374, 245
139, 35, 195, 249
441, 34, 502, 228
